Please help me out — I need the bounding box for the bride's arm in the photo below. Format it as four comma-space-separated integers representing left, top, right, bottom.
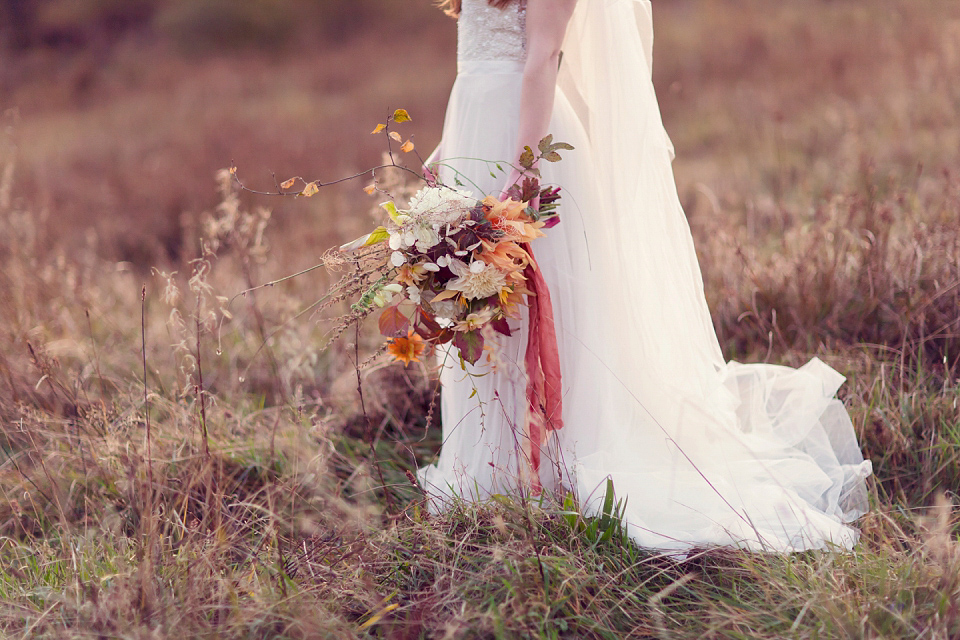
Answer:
501, 0, 578, 198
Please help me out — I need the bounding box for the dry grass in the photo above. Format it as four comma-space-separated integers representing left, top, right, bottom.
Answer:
1, 0, 959, 638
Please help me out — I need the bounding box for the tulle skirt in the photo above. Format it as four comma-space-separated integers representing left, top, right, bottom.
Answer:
417, 60, 873, 553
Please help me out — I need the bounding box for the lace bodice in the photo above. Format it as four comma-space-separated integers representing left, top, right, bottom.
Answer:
457, 0, 527, 64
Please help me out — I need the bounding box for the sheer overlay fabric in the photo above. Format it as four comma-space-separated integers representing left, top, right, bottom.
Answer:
417, 0, 872, 552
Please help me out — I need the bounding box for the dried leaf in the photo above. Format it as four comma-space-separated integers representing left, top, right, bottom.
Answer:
363, 183, 377, 195
491, 317, 512, 337
401, 140, 415, 153
519, 146, 536, 170
431, 289, 459, 303
228, 166, 237, 175
371, 123, 387, 134
453, 329, 484, 365
379, 306, 410, 338
300, 182, 319, 197
280, 177, 296, 189
389, 132, 403, 143
537, 134, 554, 154
543, 151, 563, 163
392, 108, 412, 123
414, 310, 443, 340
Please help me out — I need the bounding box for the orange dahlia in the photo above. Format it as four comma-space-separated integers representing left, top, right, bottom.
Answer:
387, 329, 426, 366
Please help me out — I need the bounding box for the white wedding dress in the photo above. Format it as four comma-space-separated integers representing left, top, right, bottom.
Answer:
417, 0, 873, 552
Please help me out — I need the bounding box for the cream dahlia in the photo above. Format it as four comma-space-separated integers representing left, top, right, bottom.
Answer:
446, 260, 507, 300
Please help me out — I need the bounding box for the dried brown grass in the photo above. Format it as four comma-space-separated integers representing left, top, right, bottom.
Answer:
0, 1, 958, 638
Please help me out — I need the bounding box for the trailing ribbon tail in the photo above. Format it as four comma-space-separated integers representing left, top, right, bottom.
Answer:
521, 243, 564, 492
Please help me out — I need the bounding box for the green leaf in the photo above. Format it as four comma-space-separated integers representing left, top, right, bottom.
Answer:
599, 521, 616, 544
381, 201, 402, 224
585, 519, 599, 543
364, 226, 389, 246
602, 478, 615, 517
562, 492, 579, 531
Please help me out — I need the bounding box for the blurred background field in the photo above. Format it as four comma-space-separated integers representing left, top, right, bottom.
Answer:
1, 0, 959, 637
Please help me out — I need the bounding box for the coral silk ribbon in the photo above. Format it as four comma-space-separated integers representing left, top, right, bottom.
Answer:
521, 243, 564, 491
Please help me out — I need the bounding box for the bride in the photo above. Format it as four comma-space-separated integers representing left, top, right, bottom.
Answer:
416, 0, 873, 552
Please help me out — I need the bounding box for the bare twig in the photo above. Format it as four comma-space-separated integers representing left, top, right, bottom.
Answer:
195, 291, 210, 460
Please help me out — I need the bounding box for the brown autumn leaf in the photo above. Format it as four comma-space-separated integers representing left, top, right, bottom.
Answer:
389, 132, 403, 143
300, 182, 319, 197
378, 305, 410, 338
538, 134, 555, 154
519, 146, 536, 170
280, 178, 296, 189
372, 123, 387, 134
364, 183, 377, 195
401, 140, 415, 153
453, 329, 485, 365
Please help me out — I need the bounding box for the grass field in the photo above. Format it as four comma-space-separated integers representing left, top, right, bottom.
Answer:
1, 0, 959, 637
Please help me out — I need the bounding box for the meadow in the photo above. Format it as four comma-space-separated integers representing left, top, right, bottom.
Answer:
1, 0, 959, 637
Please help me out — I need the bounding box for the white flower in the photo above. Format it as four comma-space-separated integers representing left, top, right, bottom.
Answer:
412, 226, 441, 252
447, 258, 469, 275
453, 308, 496, 332
436, 254, 451, 268
407, 286, 422, 304
423, 262, 440, 272
407, 186, 476, 226
388, 232, 403, 250
432, 300, 458, 319
446, 261, 507, 300
391, 251, 406, 267
373, 283, 403, 307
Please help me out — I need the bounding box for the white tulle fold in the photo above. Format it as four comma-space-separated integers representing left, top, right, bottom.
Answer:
417, 0, 872, 553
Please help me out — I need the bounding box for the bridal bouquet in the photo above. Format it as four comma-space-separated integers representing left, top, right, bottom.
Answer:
335, 122, 572, 484
341, 176, 562, 367
231, 111, 570, 488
